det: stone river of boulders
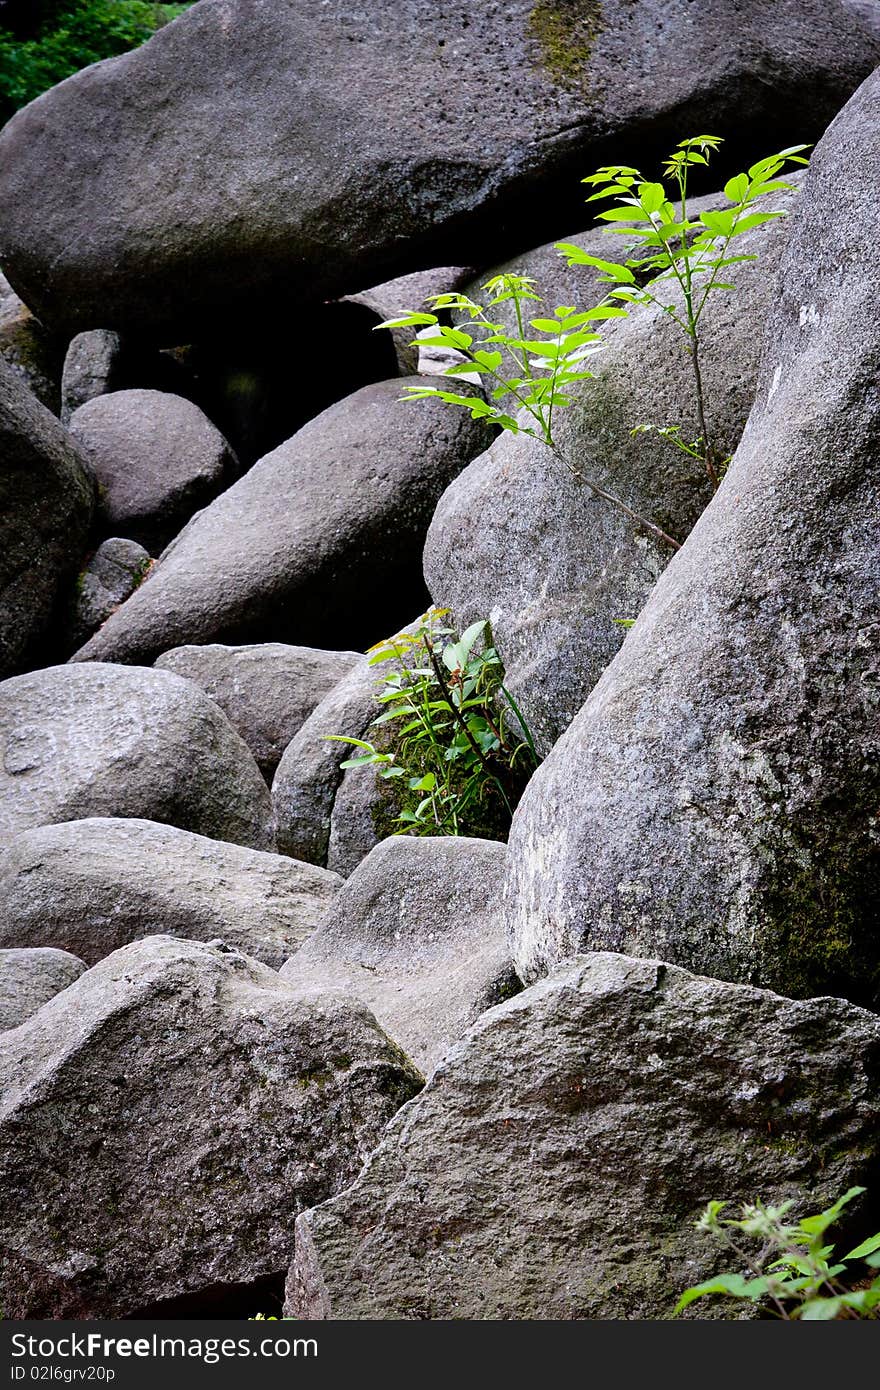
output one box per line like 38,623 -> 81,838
0,1 -> 878,1320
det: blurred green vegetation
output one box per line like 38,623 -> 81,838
0,2 -> 192,124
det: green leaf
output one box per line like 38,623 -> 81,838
408,773 -> 437,792
457,621 -> 487,663
728,210 -> 784,236
844,1231 -> 880,1261
699,208 -> 736,237
798,1297 -> 844,1321
799,1186 -> 865,1237
674,1274 -> 769,1315
595,206 -> 644,223
472,349 -> 503,373
374,312 -> 437,330
638,182 -> 668,214
723,173 -> 749,203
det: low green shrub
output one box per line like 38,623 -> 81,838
330,608 -> 539,839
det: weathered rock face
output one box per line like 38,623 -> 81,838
70,380 -> 490,663
272,654 -> 377,864
280,836 -> 517,1074
0,936 -> 423,1318
155,643 -> 360,783
60,329 -> 124,424
68,388 -> 237,552
0,663 -> 274,850
0,358 -> 94,677
0,818 -> 341,968
0,947 -> 85,1032
0,271 -> 62,412
425,184 -> 798,755
343,266 -> 475,376
505,72 -> 880,1004
0,2 -> 876,339
287,953 -> 880,1320
325,758 -> 391,878
64,537 -> 152,650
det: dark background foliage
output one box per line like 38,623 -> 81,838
0,1 -> 191,123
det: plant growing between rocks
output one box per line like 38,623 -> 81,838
379,136 -> 808,547
560,135 -> 810,488
330,608 -> 538,839
676,1187 -> 880,1320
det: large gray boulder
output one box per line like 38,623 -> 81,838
0,818 -> 341,968
0,663 -> 274,850
287,953 -> 880,1320
68,389 -> 237,552
424,183 -> 798,755
155,643 -> 361,783
64,537 -> 152,650
0,936 -> 422,1318
71,380 -> 492,663
272,654 -> 378,864
505,72 -> 880,1005
0,3 -> 875,338
0,947 -> 85,1032
0,358 -> 94,676
60,329 -> 124,424
0,271 -> 62,413
280,836 -> 518,1074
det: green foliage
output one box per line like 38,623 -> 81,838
0,1 -> 191,122
378,276 -> 681,552
559,135 -> 810,486
379,135 -> 809,550
676,1187 -> 880,1320
329,608 -> 539,838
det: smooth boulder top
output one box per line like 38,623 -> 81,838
155,643 -> 361,783
0,817 -> 342,968
504,68 -> 880,1004
280,836 -> 518,1074
0,662 -> 274,851
68,388 -> 237,552
0,1 -> 875,337
0,947 -> 86,1032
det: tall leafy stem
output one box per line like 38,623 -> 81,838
379,276 -> 683,551
676,1186 -> 880,1320
561,135 -> 810,487
379,136 -> 809,551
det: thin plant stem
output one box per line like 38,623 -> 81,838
548,445 -> 682,550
